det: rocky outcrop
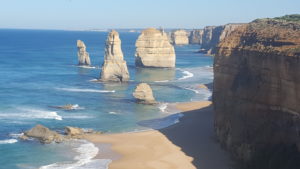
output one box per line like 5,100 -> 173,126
133,83 -> 156,104
22,125 -> 64,143
100,30 -> 130,82
189,29 -> 203,44
170,29 -> 189,45
77,40 -> 91,66
214,15 -> 300,168
200,24 -> 244,55
135,28 -> 176,68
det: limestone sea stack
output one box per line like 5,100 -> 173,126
135,28 -> 176,68
214,15 -> 300,167
170,29 -> 189,45
133,83 -> 156,104
189,29 -> 203,44
77,40 -> 91,66
100,30 -> 130,82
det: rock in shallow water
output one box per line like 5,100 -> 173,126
133,83 -> 157,104
23,124 -> 64,144
135,28 -> 176,68
77,40 -> 91,66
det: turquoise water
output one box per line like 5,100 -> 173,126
0,29 -> 213,169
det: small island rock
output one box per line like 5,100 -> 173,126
133,83 -> 156,104
77,40 -> 91,66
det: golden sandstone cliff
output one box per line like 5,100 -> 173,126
213,15 -> 300,168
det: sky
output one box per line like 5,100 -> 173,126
0,0 -> 299,30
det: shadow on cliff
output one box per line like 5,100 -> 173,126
158,106 -> 233,169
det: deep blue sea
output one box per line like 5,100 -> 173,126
0,29 -> 213,169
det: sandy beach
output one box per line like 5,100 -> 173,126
84,101 -> 232,169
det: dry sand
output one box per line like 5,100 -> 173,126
84,101 -> 232,169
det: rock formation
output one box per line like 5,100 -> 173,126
133,83 -> 156,104
22,124 -> 64,143
77,40 -> 91,66
135,28 -> 176,68
214,15 -> 300,168
200,24 -> 244,55
189,29 -> 203,44
65,126 -> 84,136
100,30 -> 130,82
170,29 -> 189,45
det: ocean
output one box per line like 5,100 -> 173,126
0,29 -> 213,169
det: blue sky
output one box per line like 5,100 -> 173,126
0,0 -> 299,30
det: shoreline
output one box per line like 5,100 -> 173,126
83,100 -> 232,169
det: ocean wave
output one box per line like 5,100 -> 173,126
76,65 -> 99,69
9,133 -> 24,139
56,88 -> 115,93
177,69 -> 194,80
62,114 -> 94,119
0,108 -> 62,121
108,111 -> 119,115
154,80 -> 170,83
0,139 -> 18,144
39,140 -> 111,169
138,113 -> 184,130
89,79 -> 99,82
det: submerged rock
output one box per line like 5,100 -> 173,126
133,83 -> 157,104
170,29 -> 189,45
77,40 -> 91,66
23,124 -> 64,144
100,30 -> 130,82
49,104 -> 78,110
135,28 -> 176,68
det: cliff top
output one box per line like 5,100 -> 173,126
218,14 -> 300,57
142,28 -> 162,35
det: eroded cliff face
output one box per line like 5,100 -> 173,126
170,29 -> 189,45
189,29 -> 203,44
200,24 -> 244,55
214,17 -> 300,168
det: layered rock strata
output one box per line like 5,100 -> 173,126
189,29 -> 203,44
100,30 -> 130,82
135,28 -> 176,68
213,15 -> 300,168
133,83 -> 156,104
77,40 -> 91,66
170,29 -> 189,45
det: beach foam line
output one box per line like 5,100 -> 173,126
56,88 -> 115,93
0,108 -> 62,121
39,140 -> 111,169
0,139 -> 18,144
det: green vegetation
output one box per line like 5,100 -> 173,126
274,14 -> 300,22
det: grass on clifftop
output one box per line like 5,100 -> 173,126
273,14 -> 300,22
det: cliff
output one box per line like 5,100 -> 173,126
200,24 -> 244,55
100,30 -> 130,82
135,28 -> 176,68
77,40 -> 91,66
213,15 -> 300,168
170,29 -> 189,45
189,29 -> 203,44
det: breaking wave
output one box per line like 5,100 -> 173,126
56,88 -> 115,93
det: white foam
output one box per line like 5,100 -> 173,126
0,139 -> 18,144
154,80 -> 170,83
0,108 -> 62,121
108,112 -> 119,115
9,133 -> 24,139
158,103 -> 168,113
178,70 -> 194,80
77,65 -> 98,69
56,88 -> 115,93
39,140 -> 111,169
89,79 -> 99,82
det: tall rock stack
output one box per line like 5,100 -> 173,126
135,28 -> 176,68
100,30 -> 130,82
170,29 -> 189,45
189,29 -> 203,44
77,40 -> 91,66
